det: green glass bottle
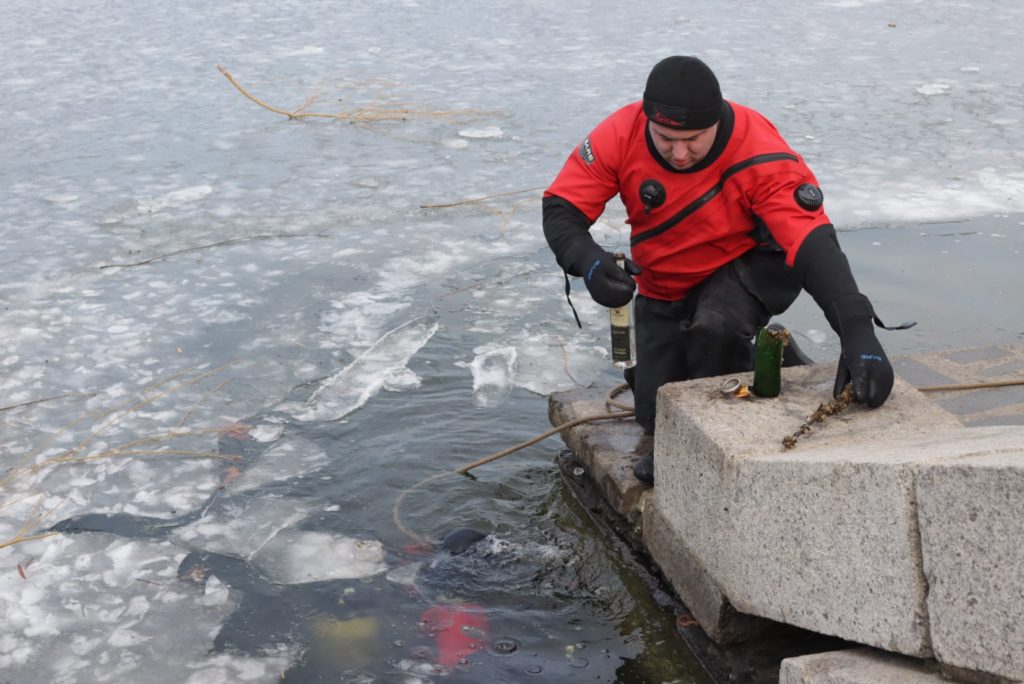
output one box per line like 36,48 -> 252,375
752,326 -> 784,397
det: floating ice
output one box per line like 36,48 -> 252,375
441,138 -> 470,149
202,575 -> 230,607
916,82 -> 951,96
317,292 -> 412,352
173,494 -> 310,560
806,329 -> 829,344
249,424 -> 283,443
514,334 -> 606,396
457,126 -> 503,139
291,316 -> 438,422
456,346 -> 517,407
278,46 -> 324,57
381,366 -> 422,391
227,437 -> 328,494
135,185 -> 213,214
385,561 -> 423,589
0,534 -> 278,683
251,530 -> 386,583
183,647 -> 299,684
44,193 -> 78,204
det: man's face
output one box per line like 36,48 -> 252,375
648,120 -> 719,170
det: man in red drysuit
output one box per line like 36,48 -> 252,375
543,56 -> 899,484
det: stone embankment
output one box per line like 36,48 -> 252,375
550,345 -> 1024,684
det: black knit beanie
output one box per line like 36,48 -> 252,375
642,56 -> 723,130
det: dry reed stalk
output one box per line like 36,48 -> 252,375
1,363 -> 241,552
217,65 -> 486,123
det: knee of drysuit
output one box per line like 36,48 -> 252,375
682,308 -> 753,376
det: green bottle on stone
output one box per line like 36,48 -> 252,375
752,326 -> 786,398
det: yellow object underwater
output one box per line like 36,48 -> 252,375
310,614 -> 380,668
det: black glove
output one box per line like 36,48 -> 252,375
794,225 -> 900,409
831,293 -> 893,407
574,242 -> 641,308
541,197 -> 640,308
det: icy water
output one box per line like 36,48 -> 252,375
2,1 -> 1023,682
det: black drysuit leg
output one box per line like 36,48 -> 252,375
630,250 -> 803,434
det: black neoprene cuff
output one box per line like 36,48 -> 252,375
542,196 -> 596,276
792,224 -> 861,334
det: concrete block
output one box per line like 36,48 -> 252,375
643,496 -> 776,644
780,647 -> 948,684
548,388 -> 648,527
651,363 -> 965,656
917,452 -> 1024,681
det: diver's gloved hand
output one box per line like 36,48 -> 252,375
573,242 -> 641,308
832,293 -> 893,407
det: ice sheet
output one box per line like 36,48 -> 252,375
172,494 -> 310,560
227,436 -> 328,494
251,530 -> 387,584
0,534 -> 295,683
455,346 -> 517,407
289,317 -> 439,422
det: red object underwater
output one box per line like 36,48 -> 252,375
419,603 -> 489,668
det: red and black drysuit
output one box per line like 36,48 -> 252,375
543,101 -> 894,433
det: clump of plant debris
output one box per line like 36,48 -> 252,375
782,385 -> 854,450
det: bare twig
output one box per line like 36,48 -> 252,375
0,362 -> 239,492
178,379 -> 231,428
99,234 -> 325,269
36,449 -> 242,469
553,336 -> 587,388
0,531 -> 59,552
1,364 -> 243,554
0,393 -> 94,414
420,187 -> 544,209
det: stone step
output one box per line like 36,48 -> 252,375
548,345 -> 1024,683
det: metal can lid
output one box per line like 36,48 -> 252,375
720,378 -> 742,395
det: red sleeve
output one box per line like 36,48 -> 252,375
749,165 -> 832,266
543,107 -> 630,223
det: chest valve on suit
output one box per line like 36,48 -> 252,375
639,179 -> 666,214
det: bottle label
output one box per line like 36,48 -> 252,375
609,306 -> 629,327
610,325 -> 632,362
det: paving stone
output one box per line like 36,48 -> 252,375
933,386 -> 1024,416
980,359 -> 1024,378
894,357 -> 957,388
943,347 -> 1013,364
917,451 -> 1024,682
780,647 -> 950,684
961,413 -> 1024,427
